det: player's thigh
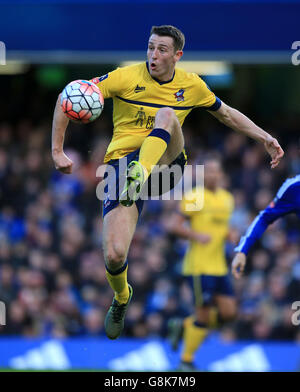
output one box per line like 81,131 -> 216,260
214,295 -> 237,320
102,203 -> 139,265
158,114 -> 184,166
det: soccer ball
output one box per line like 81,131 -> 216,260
61,79 -> 104,123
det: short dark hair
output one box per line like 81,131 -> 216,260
150,25 -> 185,52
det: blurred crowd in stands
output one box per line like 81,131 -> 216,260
0,92 -> 300,343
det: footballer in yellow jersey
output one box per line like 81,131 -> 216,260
52,25 -> 284,342
91,62 -> 219,163
168,155 -> 238,371
92,61 -> 220,217
180,181 -> 234,277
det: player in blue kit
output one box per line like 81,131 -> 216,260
232,174 -> 300,278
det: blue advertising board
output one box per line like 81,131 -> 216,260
0,335 -> 299,371
0,1 -> 299,62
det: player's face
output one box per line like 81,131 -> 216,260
147,34 -> 183,81
204,160 -> 223,190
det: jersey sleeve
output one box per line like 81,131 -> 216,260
90,67 -> 124,99
234,197 -> 296,255
193,74 -> 221,111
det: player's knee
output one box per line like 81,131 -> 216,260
195,306 -> 210,324
219,307 -> 237,322
155,107 -> 176,130
156,106 -> 175,118
104,245 -> 127,270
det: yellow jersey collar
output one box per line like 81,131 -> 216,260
145,62 -> 175,85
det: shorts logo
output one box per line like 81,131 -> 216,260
174,89 -> 185,102
104,195 -> 111,208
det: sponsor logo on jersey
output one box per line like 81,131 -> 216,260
174,89 -> 185,101
134,85 -> 146,93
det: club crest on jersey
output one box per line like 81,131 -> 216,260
174,89 -> 185,102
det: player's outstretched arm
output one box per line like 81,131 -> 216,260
208,102 -> 284,169
166,212 -> 211,244
52,93 -> 73,174
231,252 -> 246,279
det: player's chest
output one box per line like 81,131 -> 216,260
123,81 -> 194,107
198,196 -> 230,223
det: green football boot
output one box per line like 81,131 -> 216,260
104,284 -> 133,340
167,317 -> 184,351
177,361 -> 198,372
119,161 -> 146,207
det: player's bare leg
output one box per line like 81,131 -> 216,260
102,204 -> 138,339
176,297 -> 237,366
172,298 -> 235,371
194,296 -> 237,329
169,305 -> 210,371
120,107 -> 184,206
156,107 -> 184,166
214,295 -> 237,322
195,305 -> 211,324
168,303 -> 210,371
103,204 -> 138,271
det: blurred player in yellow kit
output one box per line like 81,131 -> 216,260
51,25 -> 284,341
168,155 -> 237,371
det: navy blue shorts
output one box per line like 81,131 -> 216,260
102,149 -> 187,218
186,274 -> 235,306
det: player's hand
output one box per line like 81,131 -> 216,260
231,252 -> 246,279
52,151 -> 73,174
264,136 -> 284,169
195,233 -> 211,244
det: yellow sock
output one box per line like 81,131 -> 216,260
181,316 -> 209,363
139,128 -> 170,180
105,263 -> 129,304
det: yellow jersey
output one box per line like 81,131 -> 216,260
91,62 -> 220,163
180,186 -> 234,276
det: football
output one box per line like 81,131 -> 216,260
61,79 -> 104,123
